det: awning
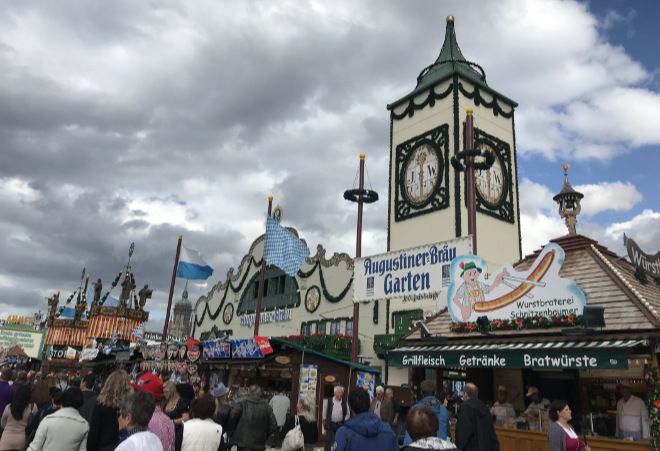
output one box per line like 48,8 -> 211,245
270,337 -> 381,377
388,339 -> 645,370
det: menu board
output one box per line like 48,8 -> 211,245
299,364 -> 318,397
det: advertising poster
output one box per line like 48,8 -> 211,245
447,243 -> 586,323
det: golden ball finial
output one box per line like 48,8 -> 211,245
466,108 -> 473,115
360,153 -> 365,160
447,15 -> 454,23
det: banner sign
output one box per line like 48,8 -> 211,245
203,340 -> 231,359
354,237 -> 472,304
79,348 -> 99,362
232,338 -> 263,358
143,331 -> 185,343
447,243 -> 586,323
389,351 -> 628,370
624,234 -> 660,278
0,327 -> 46,359
240,308 -> 292,328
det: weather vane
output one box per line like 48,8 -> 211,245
126,242 -> 135,270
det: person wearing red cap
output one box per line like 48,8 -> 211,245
131,373 -> 175,451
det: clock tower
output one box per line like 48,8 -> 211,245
387,15 -> 521,268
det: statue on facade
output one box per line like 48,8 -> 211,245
138,284 -> 153,310
119,275 -> 135,309
47,292 -> 60,319
74,301 -> 85,321
92,278 -> 103,306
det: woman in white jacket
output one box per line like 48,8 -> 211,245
27,388 -> 89,451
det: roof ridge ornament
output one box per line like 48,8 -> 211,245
552,164 -> 584,234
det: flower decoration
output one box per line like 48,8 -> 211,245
450,315 -> 583,333
644,366 -> 660,450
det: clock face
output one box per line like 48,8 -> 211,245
475,143 -> 505,207
404,144 -> 440,205
468,129 -> 514,223
394,125 -> 449,222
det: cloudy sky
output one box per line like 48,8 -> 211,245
1,0 -> 659,333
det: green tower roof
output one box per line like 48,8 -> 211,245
175,282 -> 191,306
388,15 -> 517,110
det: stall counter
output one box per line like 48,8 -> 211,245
449,424 -> 649,451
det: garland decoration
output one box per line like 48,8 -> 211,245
451,314 -> 582,333
644,366 -> 660,448
55,291 -> 77,318
101,270 -> 123,305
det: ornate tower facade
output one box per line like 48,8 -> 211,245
387,15 -> 521,269
170,285 -> 193,338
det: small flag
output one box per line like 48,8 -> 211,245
131,322 -> 146,339
176,245 -> 214,280
255,336 -> 273,355
111,329 -> 119,346
264,216 -> 310,277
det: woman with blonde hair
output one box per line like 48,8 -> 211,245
279,392 -> 318,451
162,381 -> 178,415
87,370 -> 132,451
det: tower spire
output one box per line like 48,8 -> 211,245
415,15 -> 487,91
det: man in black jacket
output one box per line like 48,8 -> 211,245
455,382 -> 500,451
228,384 -> 277,451
78,373 -> 97,423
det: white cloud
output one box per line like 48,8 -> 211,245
603,209 -> 660,248
575,181 -> 643,217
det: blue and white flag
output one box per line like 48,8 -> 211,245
177,245 -> 214,280
264,216 -> 310,277
111,329 -> 119,346
131,322 -> 146,339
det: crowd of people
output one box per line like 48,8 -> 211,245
0,368 -> 278,451
0,368 -> 645,451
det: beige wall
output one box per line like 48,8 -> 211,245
389,78 -> 521,269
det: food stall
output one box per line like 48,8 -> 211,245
389,233 -> 660,449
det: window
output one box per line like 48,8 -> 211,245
392,310 -> 424,335
317,321 -> 327,334
301,323 -> 312,336
238,268 -> 299,314
330,321 -> 341,335
346,320 -> 353,338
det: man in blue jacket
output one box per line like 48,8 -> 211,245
402,380 -> 451,446
333,387 -> 398,451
